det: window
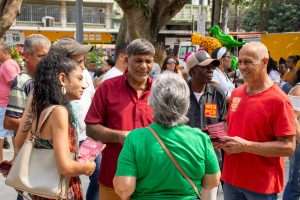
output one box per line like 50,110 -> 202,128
67,6 -> 106,24
17,4 -> 60,22
18,5 -> 32,21
12,33 -> 21,42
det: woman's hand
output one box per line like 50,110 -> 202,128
84,160 -> 96,176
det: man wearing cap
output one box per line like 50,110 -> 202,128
220,42 -> 295,200
185,50 -> 227,200
85,39 -> 154,200
186,50 -> 227,131
211,47 -> 235,98
15,38 -> 99,200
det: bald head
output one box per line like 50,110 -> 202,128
240,42 -> 269,61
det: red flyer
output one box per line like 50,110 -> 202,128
207,122 -> 227,138
78,138 -> 106,162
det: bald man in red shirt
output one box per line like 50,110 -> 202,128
219,42 -> 296,200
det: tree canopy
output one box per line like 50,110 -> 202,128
242,0 -> 300,32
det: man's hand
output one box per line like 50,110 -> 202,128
221,136 -> 251,154
118,131 -> 130,144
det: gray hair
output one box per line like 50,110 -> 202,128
0,41 -> 11,54
149,71 -> 190,127
23,34 -> 51,54
126,38 -> 155,56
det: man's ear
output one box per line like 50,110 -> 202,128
262,57 -> 269,65
22,52 -> 29,62
124,56 -> 129,64
58,72 -> 66,87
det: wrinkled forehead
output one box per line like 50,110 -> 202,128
33,45 -> 50,54
239,46 -> 260,61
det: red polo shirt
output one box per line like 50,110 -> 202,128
85,74 -> 153,187
222,84 -> 295,194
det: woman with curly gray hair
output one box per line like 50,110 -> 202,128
113,72 -> 220,200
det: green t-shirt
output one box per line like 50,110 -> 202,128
116,123 -> 220,200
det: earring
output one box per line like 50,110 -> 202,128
61,86 -> 66,95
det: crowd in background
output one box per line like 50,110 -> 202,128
0,34 -> 300,200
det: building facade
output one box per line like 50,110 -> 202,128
5,0 -> 210,46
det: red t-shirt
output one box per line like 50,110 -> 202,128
222,84 -> 295,194
85,75 -> 153,187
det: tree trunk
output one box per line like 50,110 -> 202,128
221,0 -> 231,32
0,0 -> 23,39
258,0 -> 264,31
258,0 -> 270,31
115,0 -> 189,62
233,0 -> 240,31
212,0 -> 222,26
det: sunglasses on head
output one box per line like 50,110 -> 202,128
167,59 -> 177,64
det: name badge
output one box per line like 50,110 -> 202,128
204,103 -> 217,118
231,97 -> 241,112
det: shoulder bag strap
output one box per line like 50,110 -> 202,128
147,127 -> 201,199
33,105 -> 58,137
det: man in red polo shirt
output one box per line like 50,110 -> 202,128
85,39 -> 155,200
219,42 -> 296,200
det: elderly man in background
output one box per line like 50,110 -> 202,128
220,42 -> 296,200
4,34 -> 50,150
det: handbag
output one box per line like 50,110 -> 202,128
147,127 -> 201,199
6,105 -> 70,199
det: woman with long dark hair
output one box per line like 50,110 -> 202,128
29,49 -> 95,200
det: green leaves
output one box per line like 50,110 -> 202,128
86,48 -> 105,68
242,0 -> 300,32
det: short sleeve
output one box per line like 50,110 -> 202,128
273,100 -> 295,137
204,136 -> 220,174
85,85 -> 106,124
115,131 -> 137,177
212,70 -> 221,84
6,77 -> 30,118
1,60 -> 19,84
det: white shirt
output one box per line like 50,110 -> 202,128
212,68 -> 235,97
70,69 -> 95,142
269,70 -> 281,84
193,91 -> 204,102
150,63 -> 161,79
101,66 -> 123,82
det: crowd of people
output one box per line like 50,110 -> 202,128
0,34 -> 300,200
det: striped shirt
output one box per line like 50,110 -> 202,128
5,72 -> 32,118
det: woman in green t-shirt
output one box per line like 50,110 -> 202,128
114,72 -> 220,200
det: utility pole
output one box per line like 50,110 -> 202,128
75,0 -> 83,43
